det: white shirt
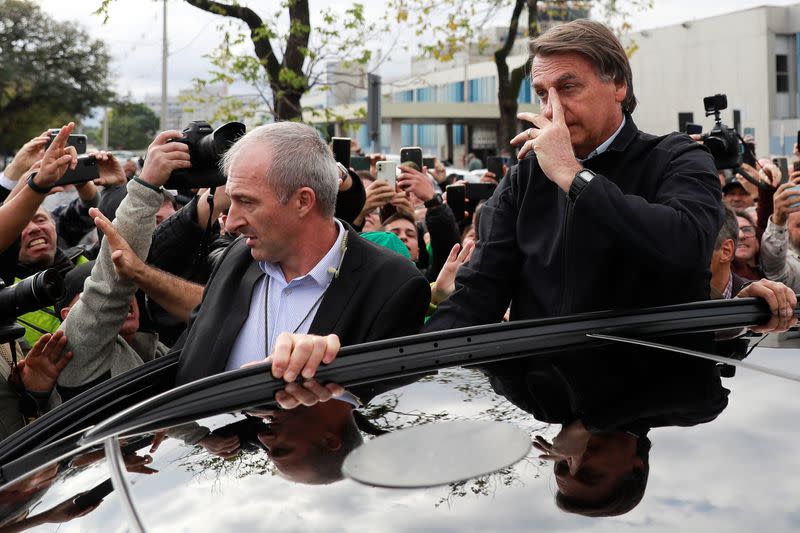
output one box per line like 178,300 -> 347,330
225,220 -> 346,371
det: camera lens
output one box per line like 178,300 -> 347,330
0,269 -> 65,323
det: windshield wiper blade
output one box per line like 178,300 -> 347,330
587,333 -> 800,383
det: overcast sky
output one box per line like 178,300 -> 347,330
37,0 -> 800,101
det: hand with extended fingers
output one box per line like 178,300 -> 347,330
511,88 -> 583,193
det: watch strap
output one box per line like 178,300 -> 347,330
568,169 -> 595,202
424,193 -> 443,208
26,172 -> 52,194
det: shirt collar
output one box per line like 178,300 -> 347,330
260,219 -> 346,287
580,116 -> 627,162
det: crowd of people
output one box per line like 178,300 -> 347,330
0,18 -> 798,519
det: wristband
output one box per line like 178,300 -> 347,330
26,172 -> 52,194
133,176 -> 163,193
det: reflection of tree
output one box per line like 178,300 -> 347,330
176,425 -> 276,493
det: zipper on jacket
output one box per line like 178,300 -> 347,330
558,196 -> 574,315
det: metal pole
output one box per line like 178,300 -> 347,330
160,0 -> 168,131
102,107 -> 110,149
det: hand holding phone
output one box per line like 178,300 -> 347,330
400,146 -> 423,171
377,161 -> 397,188
332,137 -> 351,169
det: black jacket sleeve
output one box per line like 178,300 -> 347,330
423,204 -> 460,282
335,169 -> 367,227
52,196 -> 97,249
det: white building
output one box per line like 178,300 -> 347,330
625,3 -> 800,156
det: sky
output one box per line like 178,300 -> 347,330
35,0 -> 800,102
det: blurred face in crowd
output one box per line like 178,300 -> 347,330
155,198 -> 176,226
123,159 -> 137,179
385,218 -> 419,261
788,211 -> 800,249
531,52 -> 627,159
225,143 -> 299,264
736,215 -> 759,263
723,185 -> 753,210
18,207 -> 58,267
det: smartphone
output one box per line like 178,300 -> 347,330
796,129 -> 800,150
376,160 -> 397,188
400,146 -> 423,171
445,184 -> 466,222
422,156 -> 436,170
742,142 -> 756,167
774,157 -> 790,185
54,155 -> 99,186
793,160 -> 800,173
466,182 -> 497,203
46,130 -> 87,155
487,156 -> 504,178
331,137 -> 351,169
351,155 -> 370,171
72,479 -> 114,510
685,123 -> 703,135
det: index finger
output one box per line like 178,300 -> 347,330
90,208 -> 123,246
45,123 -> 75,154
151,130 -> 184,147
549,88 -> 565,124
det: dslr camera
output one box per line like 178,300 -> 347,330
0,269 -> 64,343
698,94 -> 744,171
164,120 -> 246,190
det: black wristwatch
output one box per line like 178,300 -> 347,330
26,172 -> 52,194
424,193 -> 444,209
568,169 -> 596,202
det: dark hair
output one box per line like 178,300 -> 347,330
555,436 -> 651,517
529,19 -> 636,113
715,205 -> 739,250
382,212 -> 417,233
304,417 -> 364,485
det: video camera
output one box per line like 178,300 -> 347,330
0,269 -> 65,345
693,93 -> 768,190
164,120 -> 246,190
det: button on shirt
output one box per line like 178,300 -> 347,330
225,220 -> 346,371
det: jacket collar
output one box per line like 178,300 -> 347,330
606,112 -> 638,154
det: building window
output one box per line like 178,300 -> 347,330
517,79 -> 532,104
416,87 -> 436,103
441,81 -> 465,103
777,54 -> 789,93
394,90 -> 414,103
468,77 -> 496,103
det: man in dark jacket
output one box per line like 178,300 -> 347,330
426,19 -> 725,330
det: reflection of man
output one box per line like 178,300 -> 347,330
249,396 -> 362,485
174,122 -> 429,384
427,19 -> 724,330
485,340 -> 729,516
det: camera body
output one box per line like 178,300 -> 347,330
164,120 -> 245,190
699,94 -> 743,170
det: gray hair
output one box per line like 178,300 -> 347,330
715,205 -> 739,250
529,19 -> 637,113
220,122 -> 339,218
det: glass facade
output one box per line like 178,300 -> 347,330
517,79 -> 532,104
468,76 -> 496,103
395,90 -> 414,103
440,81 -> 465,103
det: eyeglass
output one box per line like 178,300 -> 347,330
739,225 -> 756,236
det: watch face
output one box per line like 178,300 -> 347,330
578,170 -> 595,182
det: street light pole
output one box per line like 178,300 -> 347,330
160,0 -> 168,131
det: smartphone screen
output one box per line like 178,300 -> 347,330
422,156 -> 436,170
487,156 -> 504,178
445,184 -> 466,222
332,137 -> 351,169
742,142 -> 756,167
400,147 -> 423,171
774,157 -> 790,185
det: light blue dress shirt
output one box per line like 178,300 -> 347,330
225,219 -> 346,371
579,116 -> 626,162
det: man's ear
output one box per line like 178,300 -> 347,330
720,238 -> 736,263
60,306 -> 70,320
322,432 -> 343,452
295,187 -> 317,218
